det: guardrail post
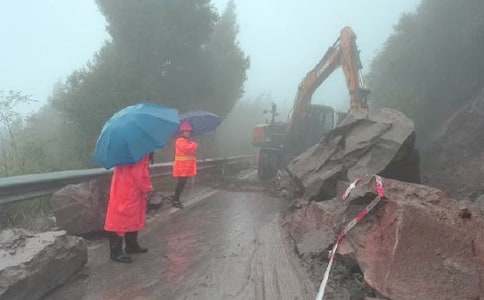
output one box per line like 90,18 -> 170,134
221,158 -> 226,178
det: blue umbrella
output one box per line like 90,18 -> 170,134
180,111 -> 222,136
95,103 -> 179,169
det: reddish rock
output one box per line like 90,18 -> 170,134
50,179 -> 109,235
344,179 -> 484,300
284,199 -> 339,257
285,178 -> 484,300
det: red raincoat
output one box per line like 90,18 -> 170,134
104,155 -> 153,233
173,137 -> 198,177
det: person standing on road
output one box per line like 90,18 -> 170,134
172,121 -> 198,209
104,154 -> 153,263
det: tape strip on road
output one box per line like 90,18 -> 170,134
316,176 -> 385,300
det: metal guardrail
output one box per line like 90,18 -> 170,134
0,155 -> 253,205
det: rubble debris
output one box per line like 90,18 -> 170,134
0,228 -> 87,300
284,178 -> 484,300
287,108 -> 420,203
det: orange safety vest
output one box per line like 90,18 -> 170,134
173,137 -> 198,177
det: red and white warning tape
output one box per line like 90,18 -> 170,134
341,178 -> 361,201
315,176 -> 385,300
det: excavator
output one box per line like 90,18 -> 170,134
252,27 -> 370,179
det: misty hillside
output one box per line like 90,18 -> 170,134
368,0 -> 484,147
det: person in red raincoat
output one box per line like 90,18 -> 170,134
171,121 -> 198,209
104,154 -> 153,263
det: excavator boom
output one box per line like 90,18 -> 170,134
340,27 -> 370,112
252,27 -> 369,179
288,27 -> 369,150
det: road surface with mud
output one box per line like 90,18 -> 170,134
46,185 -> 315,300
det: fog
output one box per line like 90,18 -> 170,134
1,0 -> 419,114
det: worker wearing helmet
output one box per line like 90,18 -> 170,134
172,121 -> 198,208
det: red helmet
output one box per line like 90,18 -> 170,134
180,121 -> 193,132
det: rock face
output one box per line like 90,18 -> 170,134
284,178 -> 484,300
288,108 -> 420,202
50,179 -> 109,235
0,228 -> 87,300
283,108 -> 484,299
424,88 -> 484,199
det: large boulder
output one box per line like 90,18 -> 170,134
50,179 -> 109,235
0,229 -> 87,300
287,108 -> 420,202
284,178 -> 484,300
423,88 -> 484,199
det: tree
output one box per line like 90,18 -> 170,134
368,0 -> 484,146
0,90 -> 35,175
52,0 -> 249,165
204,0 -> 250,115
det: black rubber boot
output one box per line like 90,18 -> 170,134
109,233 -> 133,263
125,231 -> 148,254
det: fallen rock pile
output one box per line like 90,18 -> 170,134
287,108 -> 420,202
0,228 -> 87,300
282,108 -> 484,299
284,178 -> 484,299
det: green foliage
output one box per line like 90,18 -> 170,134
0,197 -> 52,230
368,0 -> 484,144
205,0 -> 250,115
0,90 -> 35,176
0,90 -> 34,127
47,0 -> 249,166
0,1 -> 249,176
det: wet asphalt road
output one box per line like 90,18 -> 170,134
46,188 -> 315,300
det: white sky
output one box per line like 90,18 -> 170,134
1,0 -> 420,114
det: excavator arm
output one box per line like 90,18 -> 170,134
288,27 -> 369,146
252,27 -> 369,179
340,27 -> 370,112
